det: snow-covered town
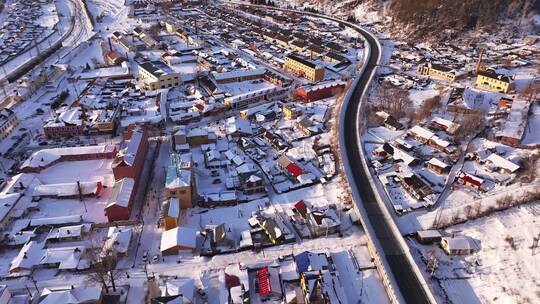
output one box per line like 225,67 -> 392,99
0,0 -> 538,303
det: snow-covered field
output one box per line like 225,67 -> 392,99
411,202 -> 540,304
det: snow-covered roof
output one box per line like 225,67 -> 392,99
239,102 -> 274,117
21,145 -> 116,170
427,158 -> 449,169
409,125 -> 435,140
165,198 -> 181,218
300,80 -> 346,93
160,227 -> 198,251
416,230 -> 442,239
39,286 -> 102,304
10,241 -> 86,272
103,226 -> 132,255
121,128 -> 145,166
386,144 -> 417,166
224,86 -> 280,105
9,241 -> 43,272
44,108 -> 83,128
226,116 -> 253,135
107,178 -> 135,208
485,153 -> 520,173
166,166 -> 191,189
187,127 -> 208,137
430,135 -> 451,148
46,224 -> 86,241
2,173 -> 38,194
204,191 -> 237,203
431,117 -> 460,134
495,99 -> 530,141
247,175 -> 262,183
29,215 -> 83,227
0,193 -> 21,222
442,236 -> 478,251
211,68 -> 266,82
33,181 -> 102,198
40,246 -> 86,270
165,278 -> 195,301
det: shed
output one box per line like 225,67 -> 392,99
416,230 -> 442,244
441,236 -> 479,255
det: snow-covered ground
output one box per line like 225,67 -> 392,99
411,202 -> 540,304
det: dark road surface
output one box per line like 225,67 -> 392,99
342,26 -> 432,304
224,2 -> 435,303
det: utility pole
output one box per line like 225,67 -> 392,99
31,276 -> 39,294
25,285 -> 32,298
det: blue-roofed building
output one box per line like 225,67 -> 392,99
295,251 -> 311,273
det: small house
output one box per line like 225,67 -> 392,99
160,227 -> 198,255
441,236 -> 479,255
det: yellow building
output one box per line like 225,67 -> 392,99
165,154 -> 194,209
475,70 -> 512,93
417,63 -> 456,82
284,54 -> 324,82
90,107 -> 120,134
138,61 -> 181,90
283,104 -> 302,119
162,198 -> 180,230
164,21 -> 178,33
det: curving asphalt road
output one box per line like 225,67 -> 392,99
341,27 -> 433,304
222,2 -> 435,303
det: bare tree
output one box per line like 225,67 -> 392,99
375,83 -> 411,119
86,247 -> 122,293
455,110 -> 485,142
413,95 -> 440,123
519,154 -> 539,183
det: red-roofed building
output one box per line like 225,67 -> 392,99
456,171 -> 484,191
285,163 -> 304,177
258,267 -> 271,297
295,80 -> 346,103
294,200 -> 308,219
105,50 -> 127,66
257,266 -> 282,300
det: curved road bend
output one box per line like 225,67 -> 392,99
220,2 -> 435,303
